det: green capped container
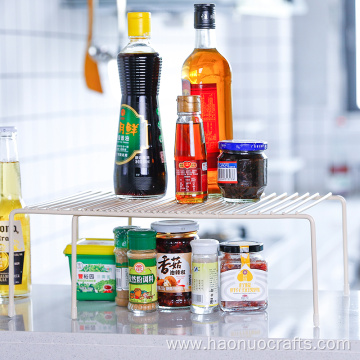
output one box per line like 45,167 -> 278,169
63,238 -> 116,301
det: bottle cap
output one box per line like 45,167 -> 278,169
218,140 -> 268,152
219,240 -> 264,253
177,95 -> 201,113
191,239 -> 219,255
113,226 -> 140,248
0,127 -> 17,136
128,229 -> 156,250
128,12 -> 151,37
194,4 -> 216,29
151,219 -> 199,233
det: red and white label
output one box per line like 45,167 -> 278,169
134,262 -> 145,273
175,160 -> 207,194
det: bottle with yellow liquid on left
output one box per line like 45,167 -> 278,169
0,127 -> 31,299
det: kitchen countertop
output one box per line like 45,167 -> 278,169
0,285 -> 360,359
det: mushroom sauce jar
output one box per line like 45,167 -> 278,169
217,140 -> 267,202
220,241 -> 268,312
151,220 -> 199,309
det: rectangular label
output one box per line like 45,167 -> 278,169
218,161 -> 237,183
175,160 -> 207,196
192,262 -> 218,307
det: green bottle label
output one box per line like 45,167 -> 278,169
129,258 -> 157,303
115,105 -> 149,165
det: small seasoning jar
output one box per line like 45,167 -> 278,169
217,140 -> 268,202
113,226 -> 139,307
190,239 -> 219,314
151,220 -> 199,309
127,229 -> 158,314
219,241 -> 268,312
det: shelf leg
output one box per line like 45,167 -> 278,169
71,215 -> 79,320
339,196 -> 350,296
8,210 -> 16,318
128,217 -> 132,226
307,215 -> 320,328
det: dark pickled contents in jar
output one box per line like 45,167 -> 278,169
220,252 -> 268,310
218,151 -> 267,201
114,52 -> 167,197
156,235 -> 193,308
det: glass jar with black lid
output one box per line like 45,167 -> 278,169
217,140 -> 267,202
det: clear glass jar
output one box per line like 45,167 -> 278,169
217,140 -> 267,203
219,241 -> 268,312
190,239 -> 219,314
151,220 -> 199,309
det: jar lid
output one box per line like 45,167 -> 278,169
151,220 -> 199,233
191,239 -> 219,254
128,229 -> 156,250
219,240 -> 263,253
0,126 -> 17,135
113,226 -> 140,248
218,140 -> 267,152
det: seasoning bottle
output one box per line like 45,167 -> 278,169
0,127 -> 31,298
151,220 -> 199,309
175,96 -> 207,203
113,12 -> 167,199
190,239 -> 219,314
113,225 -> 139,307
127,229 -> 158,313
182,4 -> 233,197
219,241 -> 268,312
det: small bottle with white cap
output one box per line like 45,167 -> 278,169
190,239 -> 219,314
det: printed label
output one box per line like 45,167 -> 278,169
175,160 -> 207,195
116,262 -> 129,291
0,220 -> 25,285
129,258 -> 157,303
115,105 -> 149,165
77,263 -> 116,294
190,83 -> 219,170
192,262 -> 218,307
156,253 -> 191,293
220,266 -> 268,302
218,161 -> 237,183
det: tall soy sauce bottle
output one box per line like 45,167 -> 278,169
114,12 -> 167,198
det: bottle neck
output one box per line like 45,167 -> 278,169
0,134 -> 19,163
121,36 -> 156,53
195,29 -> 216,49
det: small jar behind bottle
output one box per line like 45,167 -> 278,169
190,239 -> 219,314
219,240 -> 268,312
113,225 -> 139,307
127,229 -> 158,314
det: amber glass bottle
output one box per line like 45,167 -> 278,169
182,4 -> 233,196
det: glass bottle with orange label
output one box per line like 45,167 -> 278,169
175,95 -> 207,203
181,3 -> 233,197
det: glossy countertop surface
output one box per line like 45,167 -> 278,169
0,285 -> 359,340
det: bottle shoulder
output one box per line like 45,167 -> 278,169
182,48 -> 231,69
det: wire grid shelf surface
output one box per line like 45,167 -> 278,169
7,190 -> 349,329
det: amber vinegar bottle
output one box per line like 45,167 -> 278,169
175,96 -> 207,203
182,4 -> 233,197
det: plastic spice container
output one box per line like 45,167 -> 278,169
127,229 -> 158,314
113,226 -> 139,307
190,239 -> 219,314
63,238 -> 116,301
219,241 -> 268,312
217,140 -> 268,202
151,220 -> 199,309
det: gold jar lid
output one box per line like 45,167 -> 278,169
177,95 -> 201,113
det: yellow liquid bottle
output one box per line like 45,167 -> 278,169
182,4 -> 233,196
0,127 -> 31,299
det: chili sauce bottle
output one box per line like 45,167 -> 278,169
114,12 -> 167,198
175,96 -> 207,203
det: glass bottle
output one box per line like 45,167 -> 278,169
190,239 -> 219,314
0,127 -> 31,299
175,96 -> 207,203
114,12 -> 167,199
182,3 -> 233,197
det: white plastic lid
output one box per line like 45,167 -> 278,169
190,239 -> 219,254
0,127 -> 17,135
151,219 -> 199,233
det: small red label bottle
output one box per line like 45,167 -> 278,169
175,95 -> 208,203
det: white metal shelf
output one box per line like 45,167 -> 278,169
7,190 -> 349,328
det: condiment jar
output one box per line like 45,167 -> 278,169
217,140 -> 268,202
190,239 -> 219,314
151,220 -> 199,309
219,241 -> 268,312
127,229 -> 158,314
113,226 -> 139,307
